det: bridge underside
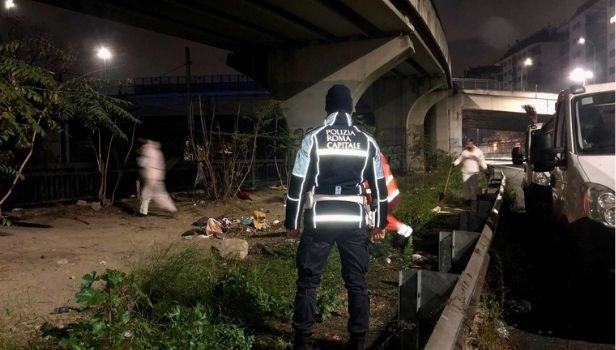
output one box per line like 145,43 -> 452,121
462,110 -> 553,132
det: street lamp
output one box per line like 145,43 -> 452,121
569,67 -> 594,85
4,0 -> 15,37
577,36 -> 596,82
521,57 -> 532,91
96,46 -> 112,78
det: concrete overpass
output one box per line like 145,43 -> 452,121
37,0 -> 452,134
420,87 -> 558,164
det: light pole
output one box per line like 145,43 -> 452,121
577,36 -> 596,83
4,0 -> 15,37
521,57 -> 533,91
96,46 -> 112,79
569,67 -> 594,86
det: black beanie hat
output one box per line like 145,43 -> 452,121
325,84 -> 353,114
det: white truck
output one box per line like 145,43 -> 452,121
530,82 -> 614,277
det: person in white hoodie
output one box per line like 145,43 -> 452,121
452,139 -> 488,204
137,139 -> 177,216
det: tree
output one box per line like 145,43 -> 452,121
0,39 -> 139,215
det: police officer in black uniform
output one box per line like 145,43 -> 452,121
285,85 -> 388,350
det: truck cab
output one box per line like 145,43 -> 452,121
531,82 -> 614,275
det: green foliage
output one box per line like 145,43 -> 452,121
43,268 -> 254,350
0,38 -> 138,206
36,244 -> 351,349
216,266 -> 288,325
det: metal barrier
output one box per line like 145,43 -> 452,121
398,170 -> 506,349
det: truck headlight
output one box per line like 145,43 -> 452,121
583,183 -> 615,228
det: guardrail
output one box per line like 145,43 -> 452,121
398,170 -> 506,349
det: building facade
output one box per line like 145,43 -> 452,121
497,27 -> 563,92
565,0 -> 613,84
491,0 -> 614,92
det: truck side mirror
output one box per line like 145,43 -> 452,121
530,131 -> 557,172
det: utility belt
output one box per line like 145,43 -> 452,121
304,191 -> 375,228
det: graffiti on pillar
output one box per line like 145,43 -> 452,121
449,137 -> 462,154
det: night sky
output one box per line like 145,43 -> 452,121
7,0 -> 589,77
433,0 -> 588,73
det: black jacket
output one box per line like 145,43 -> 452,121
284,111 -> 388,230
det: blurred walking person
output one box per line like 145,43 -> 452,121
137,139 -> 177,216
453,139 -> 487,205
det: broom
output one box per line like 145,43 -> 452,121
437,163 -> 454,204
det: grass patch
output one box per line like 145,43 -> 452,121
465,293 -> 512,350
19,243 -> 348,349
395,152 -> 465,232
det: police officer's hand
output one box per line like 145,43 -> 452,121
286,228 -> 300,238
369,228 -> 386,243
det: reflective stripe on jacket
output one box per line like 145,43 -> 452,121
284,112 -> 388,230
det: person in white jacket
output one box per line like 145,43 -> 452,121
452,139 -> 488,203
137,139 -> 177,216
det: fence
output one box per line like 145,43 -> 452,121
1,159 -> 287,207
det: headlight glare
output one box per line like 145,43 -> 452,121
583,183 -> 615,228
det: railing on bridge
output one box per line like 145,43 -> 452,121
105,74 -> 268,96
452,77 -> 504,90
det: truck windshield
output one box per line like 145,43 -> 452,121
572,91 -> 615,155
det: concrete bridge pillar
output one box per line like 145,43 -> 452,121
266,36 -> 414,129
405,89 -> 450,170
358,77 -> 418,172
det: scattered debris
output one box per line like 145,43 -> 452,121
192,216 -> 209,227
76,200 -> 88,207
431,206 -> 442,213
9,208 -> 24,220
253,209 -> 268,230
220,217 -> 232,226
272,219 -> 280,225
205,218 -> 223,236
99,260 -> 107,266
496,320 -> 510,339
51,306 -> 72,315
69,275 -> 75,280
237,191 -> 252,201
241,217 -> 253,226
72,217 -> 90,225
91,202 -> 102,211
56,259 -> 69,265
411,254 -> 424,262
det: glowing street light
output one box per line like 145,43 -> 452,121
577,37 -> 586,45
96,46 -> 112,79
96,46 -> 112,61
569,67 -> 594,85
520,57 -> 533,91
4,0 -> 15,10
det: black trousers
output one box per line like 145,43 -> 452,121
292,224 -> 370,334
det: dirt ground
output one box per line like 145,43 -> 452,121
0,189 -> 290,334
0,188 -> 405,348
